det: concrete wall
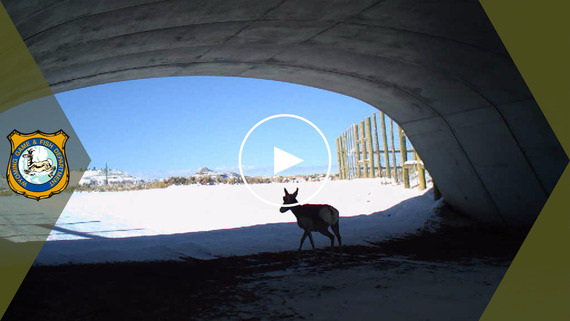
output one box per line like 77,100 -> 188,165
2,0 -> 567,227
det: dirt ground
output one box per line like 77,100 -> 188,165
3,206 -> 526,321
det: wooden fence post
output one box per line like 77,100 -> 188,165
342,132 -> 349,179
398,125 -> 410,188
359,121 -> 368,178
415,151 -> 426,190
390,119 -> 398,183
372,114 -> 381,177
380,112 -> 390,179
353,124 -> 361,178
365,117 -> 374,178
339,134 -> 344,179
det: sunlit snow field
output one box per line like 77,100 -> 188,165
36,179 -> 439,265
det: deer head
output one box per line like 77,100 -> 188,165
22,149 -> 34,159
279,188 -> 298,213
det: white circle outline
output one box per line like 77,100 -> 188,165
238,114 -> 331,207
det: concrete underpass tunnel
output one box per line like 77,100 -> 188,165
2,0 -> 567,228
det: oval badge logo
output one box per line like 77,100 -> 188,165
6,130 -> 69,200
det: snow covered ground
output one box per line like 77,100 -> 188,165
35,179 -> 440,265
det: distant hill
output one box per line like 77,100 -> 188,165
197,167 -> 215,175
194,167 -> 240,179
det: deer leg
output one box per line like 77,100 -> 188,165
307,232 -> 318,259
298,231 -> 308,252
297,231 -> 309,260
331,222 -> 343,261
319,229 -> 335,258
307,232 -> 315,250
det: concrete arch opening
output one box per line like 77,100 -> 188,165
3,0 -> 567,227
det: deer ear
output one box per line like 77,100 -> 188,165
284,188 -> 289,195
293,188 -> 298,197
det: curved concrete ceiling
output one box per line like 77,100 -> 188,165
3,0 -> 567,227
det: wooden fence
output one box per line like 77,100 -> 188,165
336,112 -> 429,190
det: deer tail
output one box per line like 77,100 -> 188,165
328,205 -> 339,225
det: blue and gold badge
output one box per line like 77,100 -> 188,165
6,130 -> 69,200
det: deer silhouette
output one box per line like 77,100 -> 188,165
280,188 -> 342,259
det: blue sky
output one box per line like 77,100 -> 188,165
56,76 -> 406,178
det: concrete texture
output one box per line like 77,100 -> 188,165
2,0 -> 567,227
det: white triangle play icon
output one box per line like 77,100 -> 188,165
274,147 -> 303,175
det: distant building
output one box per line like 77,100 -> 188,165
78,169 -> 143,186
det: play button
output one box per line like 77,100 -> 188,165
274,147 -> 303,175
238,114 -> 331,207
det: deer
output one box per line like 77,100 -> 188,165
280,188 -> 342,260
22,148 -> 56,177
